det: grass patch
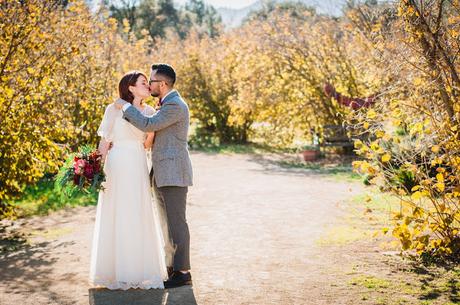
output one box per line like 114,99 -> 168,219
341,263 -> 460,304
8,177 -> 97,218
350,190 -> 400,213
339,189 -> 460,304
318,186 -> 460,304
415,267 -> 460,303
316,187 -> 403,247
349,188 -> 401,228
349,275 -> 391,289
30,227 -> 74,240
276,160 -> 362,182
190,142 -> 295,154
316,224 -> 372,246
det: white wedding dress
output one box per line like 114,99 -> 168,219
89,103 -> 168,290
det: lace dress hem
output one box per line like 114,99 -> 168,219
89,277 -> 165,290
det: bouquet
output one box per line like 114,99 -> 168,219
55,145 -> 106,196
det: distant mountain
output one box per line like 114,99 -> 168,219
217,0 -> 347,28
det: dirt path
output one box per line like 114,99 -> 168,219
1,152 -> 379,305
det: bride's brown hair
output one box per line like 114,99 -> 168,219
118,71 -> 147,104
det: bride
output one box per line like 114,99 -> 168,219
89,71 -> 168,290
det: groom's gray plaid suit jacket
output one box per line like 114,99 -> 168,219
121,91 -> 193,188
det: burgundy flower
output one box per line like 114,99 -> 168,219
58,147 -> 106,195
84,163 -> 95,179
94,160 -> 101,172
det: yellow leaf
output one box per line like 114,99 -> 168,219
375,130 -> 385,138
435,183 -> 445,192
352,161 -> 362,170
436,173 -> 444,183
367,109 -> 377,119
370,141 -> 380,151
431,145 -> 440,153
410,122 -> 423,136
354,139 -> 363,149
381,153 -> 391,163
411,191 -> 424,200
413,77 -> 423,86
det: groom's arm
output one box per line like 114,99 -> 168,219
120,100 -> 183,133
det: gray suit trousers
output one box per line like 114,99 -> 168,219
153,179 -> 191,271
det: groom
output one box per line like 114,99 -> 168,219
115,63 -> 193,289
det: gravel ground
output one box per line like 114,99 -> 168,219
0,152 -> 375,305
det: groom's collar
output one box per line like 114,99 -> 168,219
159,89 -> 178,106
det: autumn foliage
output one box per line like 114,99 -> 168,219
0,0 -> 152,215
1,0 -> 460,260
350,0 -> 460,260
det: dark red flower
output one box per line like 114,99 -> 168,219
94,160 -> 101,172
83,163 -> 95,179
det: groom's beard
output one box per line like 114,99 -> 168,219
150,92 -> 160,97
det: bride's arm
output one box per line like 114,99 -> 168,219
97,138 -> 111,162
144,132 -> 155,149
97,103 -> 117,162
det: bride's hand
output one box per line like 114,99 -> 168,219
114,98 -> 127,109
144,132 -> 155,149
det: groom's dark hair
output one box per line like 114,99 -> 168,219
151,63 -> 176,87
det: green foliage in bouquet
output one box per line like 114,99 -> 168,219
55,145 -> 105,197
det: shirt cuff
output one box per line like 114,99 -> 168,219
122,103 -> 131,112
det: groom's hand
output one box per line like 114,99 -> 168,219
114,98 -> 128,110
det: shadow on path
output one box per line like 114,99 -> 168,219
0,238 -> 73,303
89,286 -> 198,305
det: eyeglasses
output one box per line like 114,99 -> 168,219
149,79 -> 170,86
149,79 -> 163,85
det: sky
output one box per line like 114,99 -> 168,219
174,0 -> 259,9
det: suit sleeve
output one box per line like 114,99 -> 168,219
122,102 -> 183,132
